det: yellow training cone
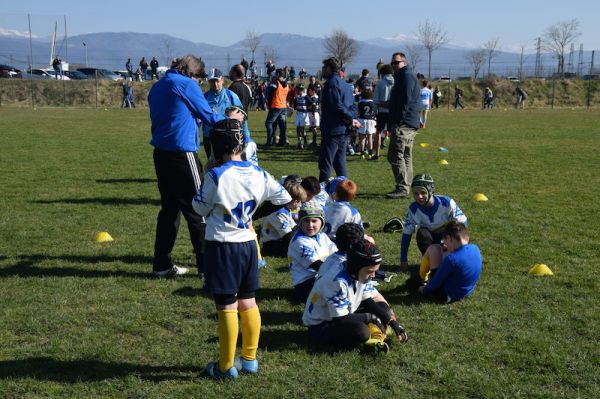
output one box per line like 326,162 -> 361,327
95,231 -> 114,243
439,159 -> 449,165
419,143 -> 430,148
528,263 -> 554,276
473,193 -> 488,201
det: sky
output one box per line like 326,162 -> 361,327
2,0 -> 599,52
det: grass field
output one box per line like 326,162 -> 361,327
0,107 -> 599,398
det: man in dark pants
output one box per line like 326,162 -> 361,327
318,57 -> 360,182
386,52 -> 420,199
264,69 -> 289,146
148,55 -> 244,277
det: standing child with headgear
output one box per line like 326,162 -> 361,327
303,239 -> 408,354
400,174 -> 467,279
288,201 -> 338,303
192,119 -> 292,379
293,83 -> 310,149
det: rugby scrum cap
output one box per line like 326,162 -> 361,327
411,173 -> 435,202
335,222 -> 364,252
346,239 -> 382,280
211,119 -> 245,158
298,200 -> 325,231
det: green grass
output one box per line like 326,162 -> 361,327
0,107 -> 599,398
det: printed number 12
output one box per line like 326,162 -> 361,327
225,200 -> 257,229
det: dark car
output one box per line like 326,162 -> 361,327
0,64 -> 23,78
76,67 -> 123,81
64,70 -> 89,80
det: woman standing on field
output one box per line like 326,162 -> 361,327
147,55 -> 243,278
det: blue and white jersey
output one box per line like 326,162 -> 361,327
288,231 -> 337,286
311,183 -> 330,209
358,99 -> 376,120
316,251 -> 346,277
302,263 -> 378,326
294,95 -> 310,112
323,201 -> 363,240
403,195 -> 467,235
420,87 -> 433,108
308,94 -> 320,113
260,207 -> 295,244
192,160 -> 291,243
243,137 -> 258,166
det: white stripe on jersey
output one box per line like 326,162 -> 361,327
323,201 -> 363,240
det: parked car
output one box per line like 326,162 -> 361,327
0,64 -> 22,78
76,67 -> 123,81
24,68 -> 55,80
64,70 -> 89,80
437,76 -> 452,82
507,76 -> 520,82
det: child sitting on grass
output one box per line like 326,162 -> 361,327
418,222 -> 482,302
324,179 -> 370,242
288,201 -> 337,303
260,176 -> 307,257
400,174 -> 467,272
303,239 -> 408,354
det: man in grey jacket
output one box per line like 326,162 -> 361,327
386,52 -> 421,199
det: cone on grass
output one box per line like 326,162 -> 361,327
528,263 -> 553,276
419,143 -> 430,148
473,193 -> 488,201
95,231 -> 114,243
439,159 -> 449,165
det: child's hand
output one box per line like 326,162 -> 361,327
389,320 -> 409,343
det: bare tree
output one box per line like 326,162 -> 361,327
405,43 -> 423,74
415,19 -> 449,79
323,29 -> 360,67
243,30 -> 262,63
262,45 -> 278,65
464,48 -> 485,79
160,38 -> 174,66
483,37 -> 500,78
543,19 -> 581,78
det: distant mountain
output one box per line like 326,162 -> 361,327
0,30 -> 587,78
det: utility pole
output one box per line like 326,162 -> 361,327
534,37 -> 542,78
577,44 -> 584,77
587,51 -> 595,109
568,43 -> 575,74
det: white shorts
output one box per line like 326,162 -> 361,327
308,111 -> 320,127
358,119 -> 376,135
295,112 -> 308,127
421,103 -> 431,111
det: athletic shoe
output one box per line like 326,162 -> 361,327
206,362 -> 239,379
363,339 -> 389,355
154,265 -> 188,278
385,190 -> 409,199
258,259 -> 267,269
234,356 -> 259,374
368,155 -> 379,161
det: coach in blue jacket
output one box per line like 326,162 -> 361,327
318,57 -> 361,182
148,55 -> 243,277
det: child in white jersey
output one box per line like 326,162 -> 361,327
419,81 -> 433,128
400,174 -> 467,276
303,239 -> 408,353
307,87 -> 320,147
288,201 -> 337,303
323,179 -> 363,240
357,88 -> 377,159
192,119 -> 292,379
260,176 -> 307,257
293,84 -> 310,148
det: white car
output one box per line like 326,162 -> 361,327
24,68 -> 70,80
507,76 -> 520,82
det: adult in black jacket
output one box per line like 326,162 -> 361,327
386,52 -> 421,199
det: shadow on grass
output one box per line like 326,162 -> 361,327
32,197 -> 160,206
260,310 -> 303,326
256,287 -> 295,303
260,329 -> 309,351
96,178 -> 156,184
0,254 -> 155,279
0,357 -> 198,382
172,286 -> 209,298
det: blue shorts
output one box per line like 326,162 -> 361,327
203,240 -> 259,295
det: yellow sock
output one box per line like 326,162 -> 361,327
217,309 -> 238,372
240,306 -> 261,361
255,236 -> 263,262
419,255 -> 431,282
368,322 -> 386,341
